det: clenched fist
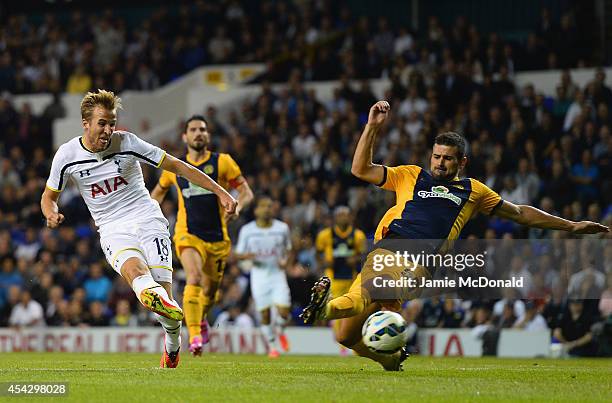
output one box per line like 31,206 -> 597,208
367,101 -> 390,127
46,212 -> 65,228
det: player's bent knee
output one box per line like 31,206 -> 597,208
185,270 -> 202,285
202,281 -> 219,298
120,257 -> 149,282
335,327 -> 361,348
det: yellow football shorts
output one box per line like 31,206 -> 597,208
325,269 -> 356,298
344,247 -> 431,311
174,232 -> 231,282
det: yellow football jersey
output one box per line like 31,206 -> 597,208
316,225 -> 367,279
374,165 -> 502,242
158,151 -> 242,242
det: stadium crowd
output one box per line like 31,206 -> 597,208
0,2 -> 611,356
0,1 -> 602,95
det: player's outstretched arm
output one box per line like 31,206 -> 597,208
278,250 -> 295,271
351,100 -> 390,185
41,187 -> 65,228
160,154 -> 237,214
493,200 -> 610,234
233,252 -> 257,260
232,177 -> 254,219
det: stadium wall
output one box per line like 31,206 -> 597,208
0,328 -> 551,358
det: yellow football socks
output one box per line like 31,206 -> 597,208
199,293 -> 213,320
183,284 -> 204,342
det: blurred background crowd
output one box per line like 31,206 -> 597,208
0,1 -> 610,356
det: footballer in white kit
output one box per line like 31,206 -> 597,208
235,197 -> 292,357
40,90 -> 237,368
47,131 -> 172,279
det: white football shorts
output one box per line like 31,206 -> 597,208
250,268 -> 291,311
99,216 -> 173,283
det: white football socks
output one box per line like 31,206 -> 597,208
132,274 -> 181,353
156,313 -> 181,353
261,324 -> 276,348
131,274 -> 173,304
275,315 -> 288,334
131,273 -> 161,297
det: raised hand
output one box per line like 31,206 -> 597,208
367,101 -> 390,127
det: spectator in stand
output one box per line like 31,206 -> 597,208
500,175 -> 529,205
493,301 -> 517,329
572,149 -> 600,204
15,228 -> 41,262
66,63 -> 92,94
111,299 -> 138,327
419,297 -> 443,328
208,26 -> 234,64
398,85 -> 428,119
0,158 -> 21,189
563,90 -> 585,132
515,158 -> 540,204
568,241 -> 606,299
437,299 -> 464,328
85,301 -> 110,326
542,283 -> 566,330
48,300 -> 70,327
45,285 -> 65,326
469,305 -> 493,337
553,299 -> 599,357
513,301 -> 548,331
0,257 -> 23,305
9,290 -> 45,327
67,299 -> 85,327
493,288 -> 526,320
292,124 -> 317,162
591,273 -> 612,356
83,262 -> 113,304
0,286 -> 21,327
599,273 -> 612,319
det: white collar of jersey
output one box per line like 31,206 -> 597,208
78,134 -> 123,162
79,135 -> 113,155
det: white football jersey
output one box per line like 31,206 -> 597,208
46,131 -> 167,229
235,219 -> 291,271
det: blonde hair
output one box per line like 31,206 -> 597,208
80,89 -> 122,121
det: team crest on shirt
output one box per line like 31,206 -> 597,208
417,185 -> 462,205
182,182 -> 214,198
333,242 -> 355,258
204,165 -> 214,175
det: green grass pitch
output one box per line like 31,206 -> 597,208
0,353 -> 610,402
